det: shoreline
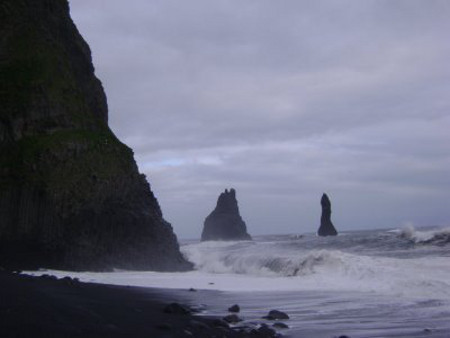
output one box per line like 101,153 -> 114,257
2,267 -> 449,337
0,271 -> 285,337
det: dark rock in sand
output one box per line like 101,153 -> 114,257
263,310 -> 290,320
59,276 -> 79,286
318,193 -> 338,236
223,314 -> 242,323
40,274 -> 57,281
0,0 -> 192,272
201,188 -> 251,241
228,304 -> 240,313
164,303 -> 191,315
1,271 -> 265,337
252,324 -> 277,337
272,322 -> 289,329
273,322 -> 289,329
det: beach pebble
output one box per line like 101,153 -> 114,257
40,274 -> 57,281
252,324 -> 277,337
59,276 -> 79,286
263,309 -> 289,320
223,314 -> 242,323
273,322 -> 289,329
163,302 -> 191,315
228,304 -> 240,313
60,276 -> 71,283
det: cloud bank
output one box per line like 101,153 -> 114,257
69,0 -> 450,238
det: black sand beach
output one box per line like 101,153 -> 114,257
0,271 -> 279,338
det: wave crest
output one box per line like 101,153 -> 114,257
182,241 -> 350,277
181,239 -> 450,299
399,226 -> 450,245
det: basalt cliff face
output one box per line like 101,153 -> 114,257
0,0 -> 192,271
318,193 -> 338,236
201,189 -> 251,241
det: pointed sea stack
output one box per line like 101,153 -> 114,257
318,193 -> 338,236
201,189 -> 251,241
0,0 -> 192,271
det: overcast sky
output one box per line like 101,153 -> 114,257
69,0 -> 450,239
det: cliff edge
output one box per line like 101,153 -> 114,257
0,0 -> 192,271
201,189 -> 251,241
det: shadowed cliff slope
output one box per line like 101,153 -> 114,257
201,189 -> 251,241
0,0 -> 192,271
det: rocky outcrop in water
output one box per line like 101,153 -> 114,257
0,0 -> 192,271
201,189 -> 251,241
318,193 -> 338,236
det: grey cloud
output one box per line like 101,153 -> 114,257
69,1 -> 450,238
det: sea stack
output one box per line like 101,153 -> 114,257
0,0 -> 192,271
201,189 -> 251,241
318,193 -> 338,236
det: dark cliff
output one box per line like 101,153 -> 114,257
201,189 -> 251,241
0,0 -> 192,271
318,193 -> 338,236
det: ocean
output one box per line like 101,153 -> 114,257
28,226 -> 450,337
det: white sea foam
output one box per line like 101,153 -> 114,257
180,240 -> 450,299
399,225 -> 450,244
182,240 -> 342,276
26,233 -> 450,301
22,230 -> 450,338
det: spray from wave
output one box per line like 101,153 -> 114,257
399,226 -> 450,245
182,241 -> 342,276
181,237 -> 450,299
24,229 -> 450,300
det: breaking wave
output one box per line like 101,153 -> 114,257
181,239 -> 450,299
26,229 -> 450,300
398,226 -> 450,245
183,241 -> 343,277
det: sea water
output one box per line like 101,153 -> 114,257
29,227 -> 450,337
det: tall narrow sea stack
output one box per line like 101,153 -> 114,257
201,189 -> 251,241
318,193 -> 338,236
0,0 -> 192,271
